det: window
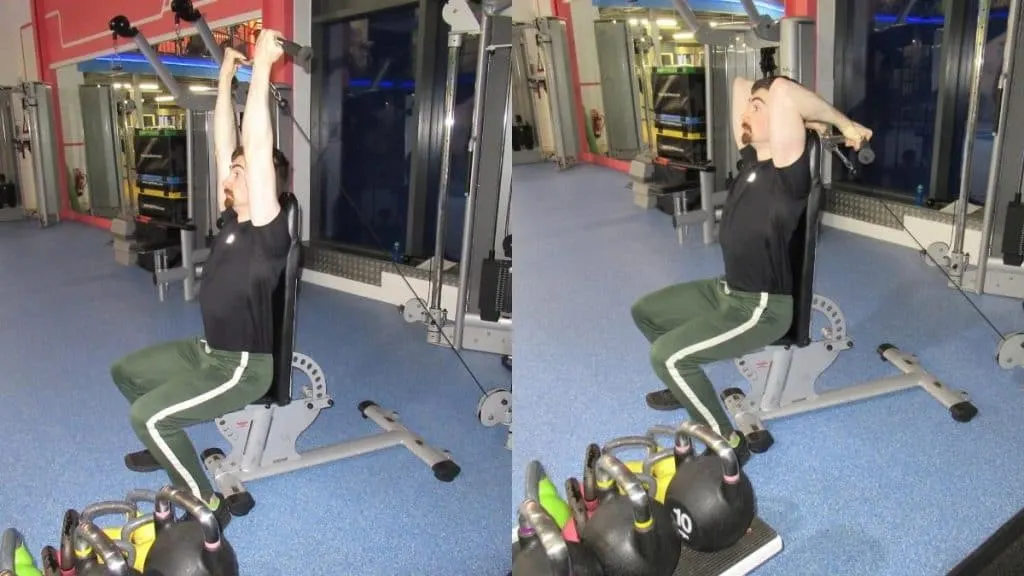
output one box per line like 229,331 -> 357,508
313,5 -> 420,252
834,0 -> 945,198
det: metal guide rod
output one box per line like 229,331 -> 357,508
975,0 -> 1023,293
951,0 -> 991,267
128,35 -> 206,110
429,32 -> 465,312
453,10 -> 496,350
191,18 -> 224,67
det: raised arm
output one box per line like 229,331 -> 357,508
241,30 -> 285,227
214,48 -> 245,213
731,77 -> 754,149
766,77 -> 872,168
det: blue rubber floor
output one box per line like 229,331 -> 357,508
512,162 -> 1024,576
0,220 -> 510,575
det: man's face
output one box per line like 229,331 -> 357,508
740,89 -> 770,146
224,154 -> 248,209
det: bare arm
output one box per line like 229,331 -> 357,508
731,77 -> 754,149
767,78 -> 856,167
241,32 -> 284,227
213,51 -> 242,213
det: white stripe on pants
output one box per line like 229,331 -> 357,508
664,290 -> 769,435
145,350 -> 250,498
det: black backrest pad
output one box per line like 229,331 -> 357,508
781,130 -> 823,347
256,193 -> 301,406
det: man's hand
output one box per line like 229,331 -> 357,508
219,47 -> 248,81
253,29 -> 285,66
839,121 -> 873,150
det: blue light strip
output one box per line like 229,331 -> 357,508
86,52 -> 253,82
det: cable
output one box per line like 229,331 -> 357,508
274,95 -> 492,396
828,148 -> 1008,343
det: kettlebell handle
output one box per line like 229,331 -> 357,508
154,486 -> 224,551
582,444 -> 601,504
126,489 -> 157,507
81,500 -> 139,524
122,513 -> 155,542
0,528 -> 25,572
674,421 -> 742,483
76,520 -> 133,576
594,454 -> 654,528
523,460 -> 548,504
601,435 -> 659,456
643,449 -> 673,477
59,509 -> 79,574
518,499 -> 570,574
648,425 -> 691,455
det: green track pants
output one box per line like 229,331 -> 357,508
631,278 -> 794,437
111,337 -> 274,499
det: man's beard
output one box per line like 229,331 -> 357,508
741,122 -> 752,146
224,191 -> 234,209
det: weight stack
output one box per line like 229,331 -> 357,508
110,216 -> 138,267
1002,199 -> 1024,266
478,254 -> 511,322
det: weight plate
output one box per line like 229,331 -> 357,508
477,388 -> 512,427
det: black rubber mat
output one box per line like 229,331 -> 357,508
948,507 -> 1024,575
673,517 -> 782,576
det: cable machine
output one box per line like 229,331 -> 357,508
402,0 -> 513,448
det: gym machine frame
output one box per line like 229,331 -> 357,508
112,8 -> 459,517
722,132 -> 977,452
919,0 -> 1024,369
109,13 -> 221,303
402,0 -> 514,445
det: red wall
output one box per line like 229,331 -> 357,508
29,0 -> 294,227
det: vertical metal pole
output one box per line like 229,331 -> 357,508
975,0 -> 1022,293
951,0 -> 991,273
428,32 -> 464,344
182,112 -> 197,301
704,49 -> 714,162
454,12 -> 495,350
25,86 -> 48,226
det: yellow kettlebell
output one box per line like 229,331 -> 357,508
644,425 -> 684,502
123,489 -> 159,569
600,435 -> 661,499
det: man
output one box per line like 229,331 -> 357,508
632,76 -> 872,462
109,29 -> 292,525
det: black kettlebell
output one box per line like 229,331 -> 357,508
512,499 -> 603,576
142,486 -> 238,576
76,518 -> 138,575
663,421 -> 756,552
58,509 -> 80,574
578,454 -> 681,576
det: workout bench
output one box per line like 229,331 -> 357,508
202,194 -> 460,515
721,131 -> 978,452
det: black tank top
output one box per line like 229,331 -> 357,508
199,208 -> 290,353
718,146 -> 812,296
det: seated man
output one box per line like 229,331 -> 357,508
632,76 -> 872,462
109,30 -> 291,524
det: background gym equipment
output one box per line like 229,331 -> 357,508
663,421 -> 755,553
401,0 -> 513,447
710,131 -> 977,453
0,528 -> 41,576
202,194 -> 458,517
512,499 -> 603,576
577,454 -> 681,576
142,486 -> 237,575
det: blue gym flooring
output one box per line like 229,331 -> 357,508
0,220 -> 510,575
512,162 -> 1024,576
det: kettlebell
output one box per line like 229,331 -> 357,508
78,501 -> 140,569
75,519 -> 136,576
562,445 -> 606,542
578,454 -> 681,576
142,485 -> 238,575
124,490 -> 158,569
663,421 -> 756,552
525,461 -> 572,529
0,528 -> 42,576
601,436 -> 660,499
561,477 -> 588,543
643,425 -> 697,503
58,510 -> 80,575
512,499 -> 603,576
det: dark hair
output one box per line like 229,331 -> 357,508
232,145 -> 291,195
750,75 -> 796,94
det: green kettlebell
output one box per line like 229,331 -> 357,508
525,461 -> 572,528
512,499 -> 603,576
0,528 -> 42,576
